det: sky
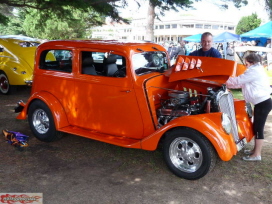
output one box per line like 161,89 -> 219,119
117,0 -> 269,25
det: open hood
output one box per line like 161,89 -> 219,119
167,56 -> 238,85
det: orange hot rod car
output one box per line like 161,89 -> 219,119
15,40 -> 254,180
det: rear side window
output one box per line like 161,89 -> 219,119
39,49 -> 72,73
81,51 -> 126,77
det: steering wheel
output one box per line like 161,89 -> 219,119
152,54 -> 161,66
113,66 -> 126,77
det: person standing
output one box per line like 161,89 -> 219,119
175,40 -> 186,56
226,42 -> 235,61
167,42 -> 177,60
226,53 -> 272,161
266,39 -> 271,48
189,32 -> 222,58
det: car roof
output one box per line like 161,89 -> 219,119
0,35 -> 39,42
39,40 -> 165,52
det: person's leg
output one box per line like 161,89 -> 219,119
243,98 -> 272,161
251,139 -> 264,157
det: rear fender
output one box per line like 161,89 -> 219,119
141,112 -> 237,161
0,63 -> 32,85
16,91 -> 69,129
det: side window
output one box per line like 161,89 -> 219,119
39,49 -> 72,73
81,51 -> 126,77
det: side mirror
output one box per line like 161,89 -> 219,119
0,47 -> 3,52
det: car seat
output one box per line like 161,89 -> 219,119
103,55 -> 118,76
82,56 -> 97,75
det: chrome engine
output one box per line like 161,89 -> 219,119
157,85 -> 227,126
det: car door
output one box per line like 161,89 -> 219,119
71,51 -> 144,139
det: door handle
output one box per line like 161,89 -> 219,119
121,90 -> 131,93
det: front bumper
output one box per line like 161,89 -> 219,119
14,100 -> 25,113
25,80 -> 33,86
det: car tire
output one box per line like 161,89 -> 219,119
163,127 -> 217,180
28,100 -> 63,142
0,72 -> 11,94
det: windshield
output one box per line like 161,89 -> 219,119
132,51 -> 169,75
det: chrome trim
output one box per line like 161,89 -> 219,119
245,102 -> 253,118
169,137 -> 203,173
25,80 -> 33,86
32,109 -> 49,134
218,89 -> 239,142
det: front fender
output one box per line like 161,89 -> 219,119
141,112 -> 237,161
234,99 -> 254,142
16,91 -> 69,129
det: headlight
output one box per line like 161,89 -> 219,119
222,113 -> 231,134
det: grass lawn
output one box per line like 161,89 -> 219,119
230,89 -> 243,100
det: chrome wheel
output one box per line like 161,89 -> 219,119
169,137 -> 203,173
28,100 -> 63,142
32,108 -> 50,134
0,73 -> 9,94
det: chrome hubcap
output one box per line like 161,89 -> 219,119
32,109 -> 49,134
169,137 -> 203,173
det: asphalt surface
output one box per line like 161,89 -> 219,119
0,86 -> 272,204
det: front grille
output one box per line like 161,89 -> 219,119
218,91 -> 239,142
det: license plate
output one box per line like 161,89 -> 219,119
236,137 -> 247,151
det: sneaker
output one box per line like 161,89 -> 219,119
242,155 -> 261,161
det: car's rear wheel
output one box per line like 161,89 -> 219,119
0,72 -> 10,94
28,100 -> 63,142
163,128 -> 217,180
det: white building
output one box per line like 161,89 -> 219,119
91,16 -> 236,43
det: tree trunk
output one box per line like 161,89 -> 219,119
146,1 -> 155,41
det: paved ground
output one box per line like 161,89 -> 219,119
0,87 -> 272,204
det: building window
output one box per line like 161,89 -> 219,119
159,25 -> 164,29
195,24 -> 203,29
212,25 -> 219,29
204,24 -> 211,29
172,24 -> 177,28
165,24 -> 170,29
182,24 -> 194,28
155,25 -> 158,29
228,26 -> 234,30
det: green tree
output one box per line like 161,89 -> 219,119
235,13 -> 261,35
0,0 -> 249,41
0,4 -> 12,25
22,7 -> 105,39
0,6 -> 27,35
0,0 -> 127,26
264,0 -> 272,20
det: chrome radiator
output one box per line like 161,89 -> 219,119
218,90 -> 239,143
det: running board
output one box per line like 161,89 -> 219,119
59,126 -> 142,149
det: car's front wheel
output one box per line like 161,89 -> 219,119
28,100 -> 63,142
163,128 -> 217,180
0,72 -> 10,94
